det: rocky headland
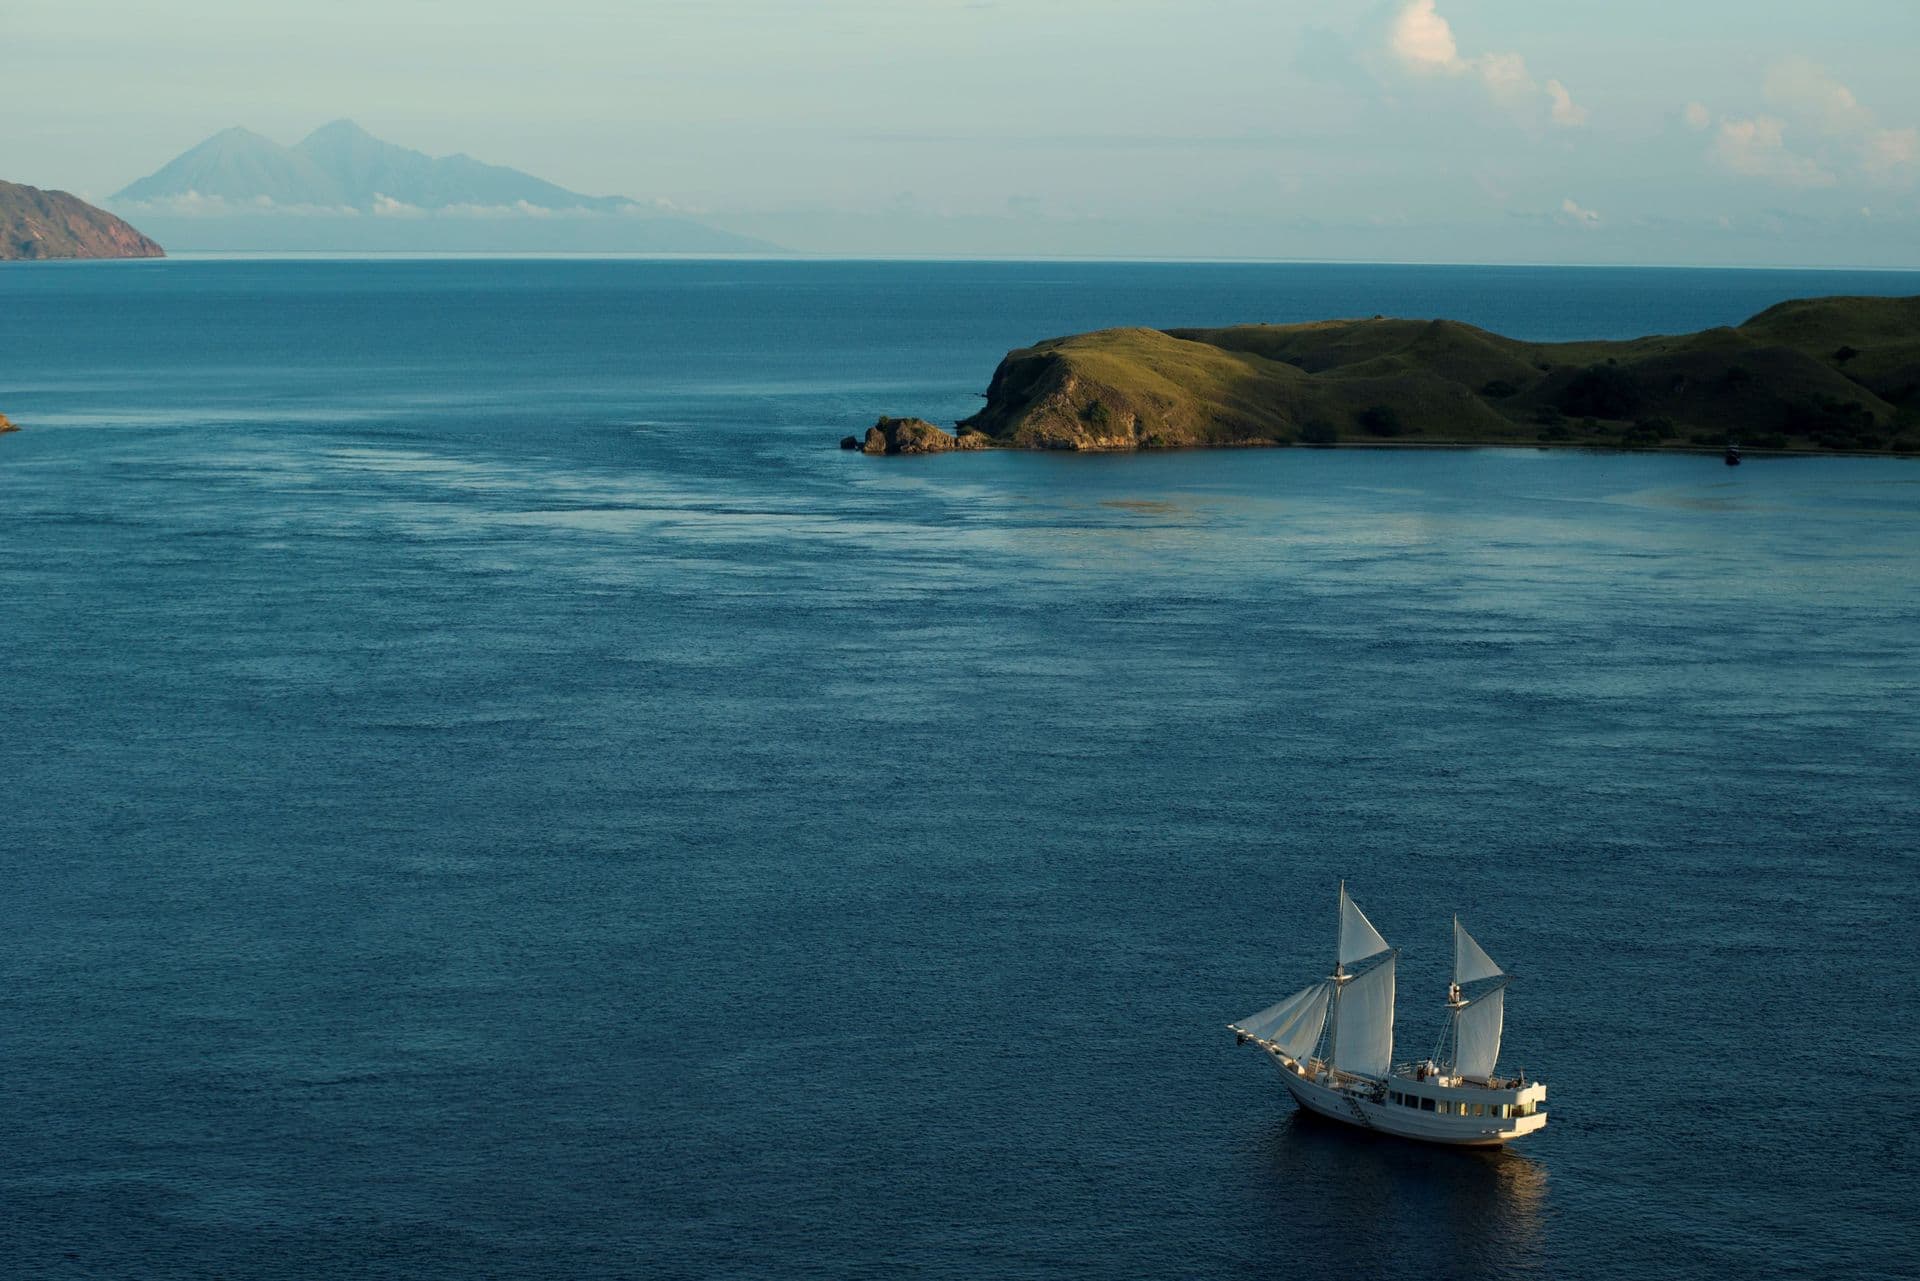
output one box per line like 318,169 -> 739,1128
1,180 -> 164,261
853,295 -> 1920,455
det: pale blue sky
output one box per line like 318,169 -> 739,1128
6,0 -> 1918,262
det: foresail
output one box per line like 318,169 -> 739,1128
1454,919 -> 1503,986
1234,982 -> 1322,1044
1331,955 -> 1395,1078
1452,986 -> 1505,1080
1339,888 -> 1391,967
1271,984 -> 1331,1060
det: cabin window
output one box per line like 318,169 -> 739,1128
1389,1091 -> 1402,1105
1404,1095 -> 1419,1109
1472,1103 -> 1485,1117
1420,1097 -> 1436,1112
1436,1101 -> 1451,1115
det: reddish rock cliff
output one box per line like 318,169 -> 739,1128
0,180 -> 165,261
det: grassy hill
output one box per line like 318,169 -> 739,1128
948,295 -> 1920,454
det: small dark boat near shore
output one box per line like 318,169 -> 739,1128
1725,443 -> 1742,466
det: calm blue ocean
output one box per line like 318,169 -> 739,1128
2,260 -> 1917,1280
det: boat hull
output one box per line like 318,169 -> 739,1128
1269,1052 -> 1547,1147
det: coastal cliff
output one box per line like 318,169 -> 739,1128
1,180 -> 165,261
864,295 -> 1920,455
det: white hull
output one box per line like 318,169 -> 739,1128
1266,1049 -> 1547,1148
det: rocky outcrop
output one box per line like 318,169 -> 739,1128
0,413 -> 17,433
0,181 -> 164,261
858,416 -> 991,456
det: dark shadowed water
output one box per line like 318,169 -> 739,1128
3,260 -> 1917,1280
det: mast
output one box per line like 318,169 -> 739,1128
1327,881 -> 1396,1081
1326,881 -> 1347,1068
1443,914 -> 1468,1066
1445,917 -> 1510,1081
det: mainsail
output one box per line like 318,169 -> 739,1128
1331,954 -> 1396,1077
1452,986 -> 1505,1081
1234,982 -> 1332,1061
1339,883 -> 1391,968
1454,918 -> 1504,986
1231,884 -> 1397,1079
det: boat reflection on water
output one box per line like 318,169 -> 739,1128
1250,1109 -> 1550,1275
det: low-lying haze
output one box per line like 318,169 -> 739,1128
6,0 -> 1917,263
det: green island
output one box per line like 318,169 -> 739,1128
846,294 -> 1920,456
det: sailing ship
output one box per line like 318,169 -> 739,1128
1228,883 -> 1547,1146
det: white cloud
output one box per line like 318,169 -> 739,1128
1387,1 -> 1585,127
1862,128 -> 1918,180
419,199 -> 688,220
112,191 -> 360,218
1702,61 -> 1917,188
1765,58 -> 1874,135
1558,197 -> 1602,229
1389,0 -> 1457,69
1477,51 -> 1532,105
1547,80 -> 1588,127
438,200 -> 575,219
1711,116 -> 1836,188
1683,102 -> 1712,132
129,190 -> 234,216
370,193 -> 427,218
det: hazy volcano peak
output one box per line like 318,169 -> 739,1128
119,120 -> 635,215
106,120 -> 775,251
298,118 -> 375,143
113,127 -> 346,207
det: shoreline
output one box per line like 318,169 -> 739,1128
850,434 -> 1919,461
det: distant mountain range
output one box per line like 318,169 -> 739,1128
111,120 -> 770,253
1,180 -> 164,260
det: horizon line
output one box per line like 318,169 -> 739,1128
110,252 -> 1920,273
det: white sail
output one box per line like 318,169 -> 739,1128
1452,986 -> 1505,1081
1339,886 -> 1391,968
1331,955 -> 1395,1078
1454,919 -> 1503,986
1276,984 -> 1332,1060
1234,983 -> 1322,1044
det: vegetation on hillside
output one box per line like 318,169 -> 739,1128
942,295 -> 1920,454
